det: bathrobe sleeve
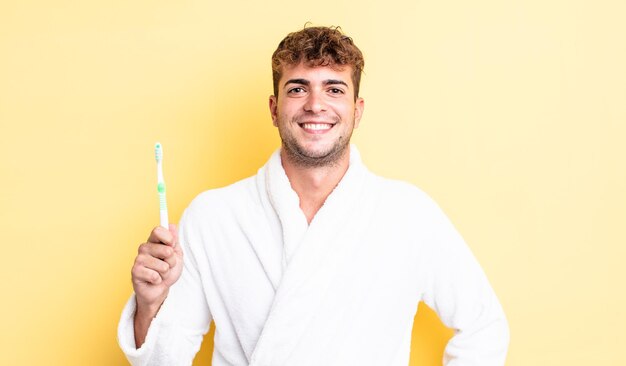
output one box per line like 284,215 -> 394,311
117,209 -> 213,366
419,198 -> 510,366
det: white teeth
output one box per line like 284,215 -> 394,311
302,123 -> 332,130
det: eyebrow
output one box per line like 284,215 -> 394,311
284,79 -> 349,88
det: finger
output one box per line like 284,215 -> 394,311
169,224 -> 179,248
147,226 -> 174,246
138,242 -> 179,268
138,242 -> 173,260
135,253 -> 171,275
132,266 -> 163,285
163,253 -> 177,269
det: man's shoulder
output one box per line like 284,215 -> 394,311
185,174 -> 260,217
374,174 -> 430,201
370,173 -> 442,214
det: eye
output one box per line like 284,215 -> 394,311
329,88 -> 345,94
287,87 -> 305,94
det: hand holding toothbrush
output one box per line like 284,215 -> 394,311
129,143 -> 184,348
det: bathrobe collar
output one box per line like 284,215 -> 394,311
264,144 -> 368,268
250,144 -> 381,365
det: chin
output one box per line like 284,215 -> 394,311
284,140 -> 350,168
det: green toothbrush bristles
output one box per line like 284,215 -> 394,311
155,142 -> 163,161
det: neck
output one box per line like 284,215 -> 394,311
281,147 -> 351,224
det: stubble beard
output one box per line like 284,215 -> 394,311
279,117 -> 354,168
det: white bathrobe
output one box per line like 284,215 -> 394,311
118,146 -> 509,366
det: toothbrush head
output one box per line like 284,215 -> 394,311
155,142 -> 163,162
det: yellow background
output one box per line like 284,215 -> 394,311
1,0 -> 624,364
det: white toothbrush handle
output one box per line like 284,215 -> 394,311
157,159 -> 168,229
155,142 -> 169,229
159,189 -> 169,229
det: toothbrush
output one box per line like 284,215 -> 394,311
155,142 -> 169,229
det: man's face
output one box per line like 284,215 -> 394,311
269,63 -> 364,167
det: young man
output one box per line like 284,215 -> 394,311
118,26 -> 509,365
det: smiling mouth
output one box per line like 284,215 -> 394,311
299,123 -> 334,131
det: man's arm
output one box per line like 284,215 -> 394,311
118,210 -> 212,365
420,200 -> 510,365
131,225 -> 183,347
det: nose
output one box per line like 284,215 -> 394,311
303,89 -> 327,113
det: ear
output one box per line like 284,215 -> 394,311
269,95 -> 278,127
353,97 -> 365,128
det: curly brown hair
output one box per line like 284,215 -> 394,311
271,26 -> 365,100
